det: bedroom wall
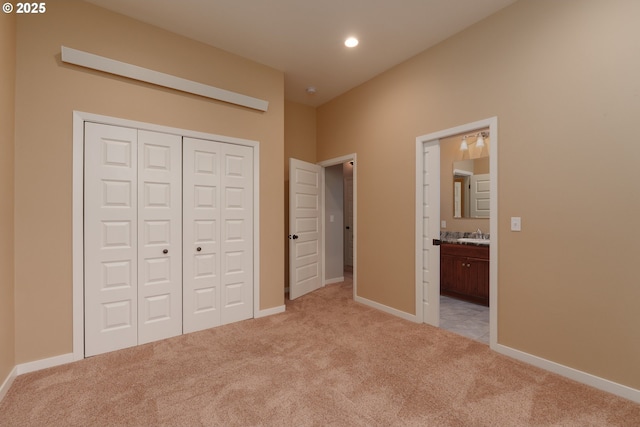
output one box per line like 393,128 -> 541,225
316,0 -> 640,389
14,0 -> 284,364
0,11 -> 16,385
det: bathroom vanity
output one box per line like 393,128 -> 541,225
440,242 -> 489,306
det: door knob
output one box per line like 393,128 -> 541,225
163,249 -> 168,254
196,247 -> 202,252
288,234 -> 299,240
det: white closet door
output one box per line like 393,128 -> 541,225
137,130 -> 183,344
84,123 -> 138,357
183,137 -> 222,333
220,143 -> 253,324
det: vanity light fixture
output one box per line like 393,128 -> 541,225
460,131 -> 488,151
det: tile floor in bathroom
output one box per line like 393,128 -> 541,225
439,295 -> 489,344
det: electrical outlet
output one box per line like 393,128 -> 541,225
511,217 -> 521,231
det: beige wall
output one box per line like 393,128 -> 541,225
440,133 -> 490,232
14,0 -> 284,364
317,0 -> 640,389
0,12 -> 16,383
283,100 -> 317,286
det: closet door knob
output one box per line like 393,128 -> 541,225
163,249 -> 168,254
197,247 -> 202,252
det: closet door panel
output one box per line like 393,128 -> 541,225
221,144 -> 253,324
137,130 -> 183,344
183,137 -> 222,333
84,123 -> 138,357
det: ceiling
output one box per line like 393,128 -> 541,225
84,0 -> 517,107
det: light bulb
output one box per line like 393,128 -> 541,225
345,37 -> 359,48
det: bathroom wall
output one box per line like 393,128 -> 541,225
317,0 -> 640,389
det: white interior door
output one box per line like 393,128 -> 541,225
84,123 -> 138,357
470,173 -> 490,218
182,137 -> 222,333
137,130 -> 183,344
422,142 -> 440,326
289,158 -> 323,299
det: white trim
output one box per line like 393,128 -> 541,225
452,168 -> 473,177
415,117 -> 498,347
0,366 -> 17,402
73,111 -> 261,360
355,295 -> 420,323
495,343 -> 640,404
16,353 -> 74,376
324,277 -> 344,286
61,46 -> 269,112
255,305 -> 286,318
317,154 -> 357,302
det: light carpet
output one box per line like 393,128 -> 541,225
1,275 -> 639,426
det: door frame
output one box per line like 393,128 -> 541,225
318,154 -> 357,300
415,117 -> 498,349
72,111 -> 261,360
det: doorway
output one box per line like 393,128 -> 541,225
415,117 -> 497,349
288,155 -> 357,301
319,155 -> 356,299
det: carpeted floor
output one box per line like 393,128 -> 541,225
1,274 -> 639,426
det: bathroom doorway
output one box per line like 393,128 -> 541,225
415,117 -> 498,349
438,130 -> 490,343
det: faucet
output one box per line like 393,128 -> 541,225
475,228 -> 483,238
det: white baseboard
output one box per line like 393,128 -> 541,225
255,305 -> 285,318
0,366 -> 17,402
325,277 -> 344,286
16,353 -> 75,376
355,295 -> 419,323
494,343 -> 640,404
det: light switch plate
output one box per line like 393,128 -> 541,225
511,217 -> 521,231
441,220 -> 446,228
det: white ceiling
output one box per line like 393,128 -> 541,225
85,0 -> 517,107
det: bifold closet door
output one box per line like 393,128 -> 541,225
183,138 -> 253,333
84,123 -> 138,357
84,123 -> 182,356
137,130 -> 182,345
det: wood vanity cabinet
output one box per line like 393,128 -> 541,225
440,243 -> 489,306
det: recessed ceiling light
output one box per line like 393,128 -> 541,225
344,37 -> 359,48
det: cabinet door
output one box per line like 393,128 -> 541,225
468,257 -> 489,302
440,253 -> 457,293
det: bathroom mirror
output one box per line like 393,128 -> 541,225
453,158 -> 490,219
